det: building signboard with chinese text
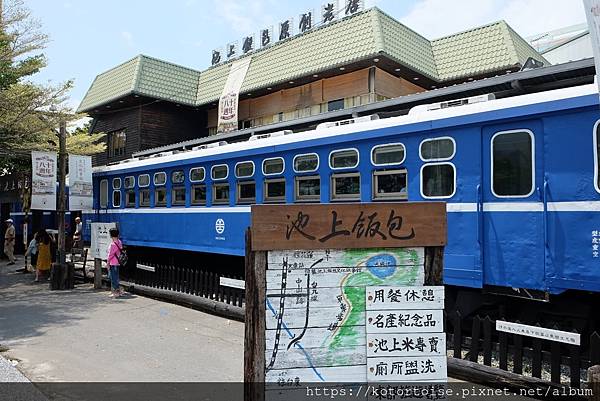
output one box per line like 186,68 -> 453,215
584,0 -> 600,97
496,320 -> 580,345
68,155 -> 93,211
217,57 -> 252,133
31,151 -> 57,211
247,202 -> 447,393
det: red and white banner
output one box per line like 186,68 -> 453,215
31,151 -> 57,211
217,57 -> 252,133
68,155 -> 93,211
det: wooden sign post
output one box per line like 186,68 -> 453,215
244,203 -> 447,401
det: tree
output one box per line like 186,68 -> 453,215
0,0 -> 105,173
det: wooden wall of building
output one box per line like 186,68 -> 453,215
91,107 -> 141,166
206,67 -> 424,128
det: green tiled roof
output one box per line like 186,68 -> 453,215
78,8 -> 548,112
77,55 -> 200,112
432,21 -> 549,81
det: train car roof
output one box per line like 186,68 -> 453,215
94,82 -> 599,175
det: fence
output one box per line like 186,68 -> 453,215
132,262 -> 245,308
446,310 -> 600,389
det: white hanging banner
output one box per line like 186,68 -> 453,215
31,151 -> 57,211
217,57 -> 252,133
584,0 -> 600,96
68,155 -> 93,211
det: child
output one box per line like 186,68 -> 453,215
24,233 -> 38,273
106,228 -> 124,297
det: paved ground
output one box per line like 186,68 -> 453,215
0,261 -> 244,382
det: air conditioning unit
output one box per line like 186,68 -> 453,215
316,114 -> 379,130
192,141 -> 228,151
249,130 -> 293,141
409,94 -> 495,115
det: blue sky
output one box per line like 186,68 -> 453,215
26,0 -> 586,110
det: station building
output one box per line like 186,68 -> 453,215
78,7 -> 549,166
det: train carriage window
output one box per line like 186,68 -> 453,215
124,176 -> 135,189
594,122 -> 600,192
264,179 -> 286,203
263,158 -> 284,175
294,153 -> 319,172
212,164 -> 228,180
171,187 -> 186,206
155,188 -> 167,206
100,179 -> 108,208
189,167 -> 205,183
112,178 -> 121,189
329,149 -> 359,169
125,191 -> 136,207
138,174 -> 150,188
420,137 -> 455,161
139,189 -> 150,207
421,163 -> 455,198
331,173 -> 360,201
154,172 -> 166,186
295,176 -> 320,202
373,169 -> 407,200
172,170 -> 185,185
372,143 -> 406,166
235,161 -> 254,178
112,190 -> 121,208
237,181 -> 256,204
191,184 -> 206,205
492,130 -> 534,197
213,183 -> 229,204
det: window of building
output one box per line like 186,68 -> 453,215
211,164 -> 228,180
328,98 -> 344,112
213,183 -> 229,204
263,158 -> 284,175
125,191 -> 136,207
293,153 -> 319,172
596,123 -> 600,193
108,130 -> 126,158
139,189 -> 150,207
295,176 -> 320,202
138,174 -> 150,188
100,179 -> 108,208
330,149 -> 359,169
331,173 -> 360,201
372,143 -> 406,166
264,179 -> 286,203
191,184 -> 206,205
373,169 -> 407,200
112,190 -> 121,208
420,137 -> 455,161
172,170 -> 185,185
237,181 -> 256,204
112,177 -> 121,189
190,167 -> 205,183
492,130 -> 534,197
235,161 -> 254,178
421,163 -> 455,198
172,187 -> 186,206
154,172 -> 166,186
124,176 -> 135,189
155,188 -> 167,206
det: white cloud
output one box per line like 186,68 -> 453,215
121,31 -> 135,48
212,0 -> 276,35
399,0 -> 586,39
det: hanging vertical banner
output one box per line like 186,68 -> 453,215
31,151 -> 57,211
584,0 -> 600,97
217,57 -> 252,133
68,155 -> 93,211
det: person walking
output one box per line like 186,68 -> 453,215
24,232 -> 39,273
106,228 -> 124,297
4,219 -> 16,265
35,229 -> 52,282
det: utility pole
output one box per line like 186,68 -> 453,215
57,119 -> 67,267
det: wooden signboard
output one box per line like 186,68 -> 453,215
244,203 -> 447,401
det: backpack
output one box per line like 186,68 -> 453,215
116,243 -> 128,267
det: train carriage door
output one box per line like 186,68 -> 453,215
481,123 -> 546,295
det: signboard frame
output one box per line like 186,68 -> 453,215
244,202 -> 447,401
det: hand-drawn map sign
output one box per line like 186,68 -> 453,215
251,203 -> 447,251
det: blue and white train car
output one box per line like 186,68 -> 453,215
85,82 -> 600,308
